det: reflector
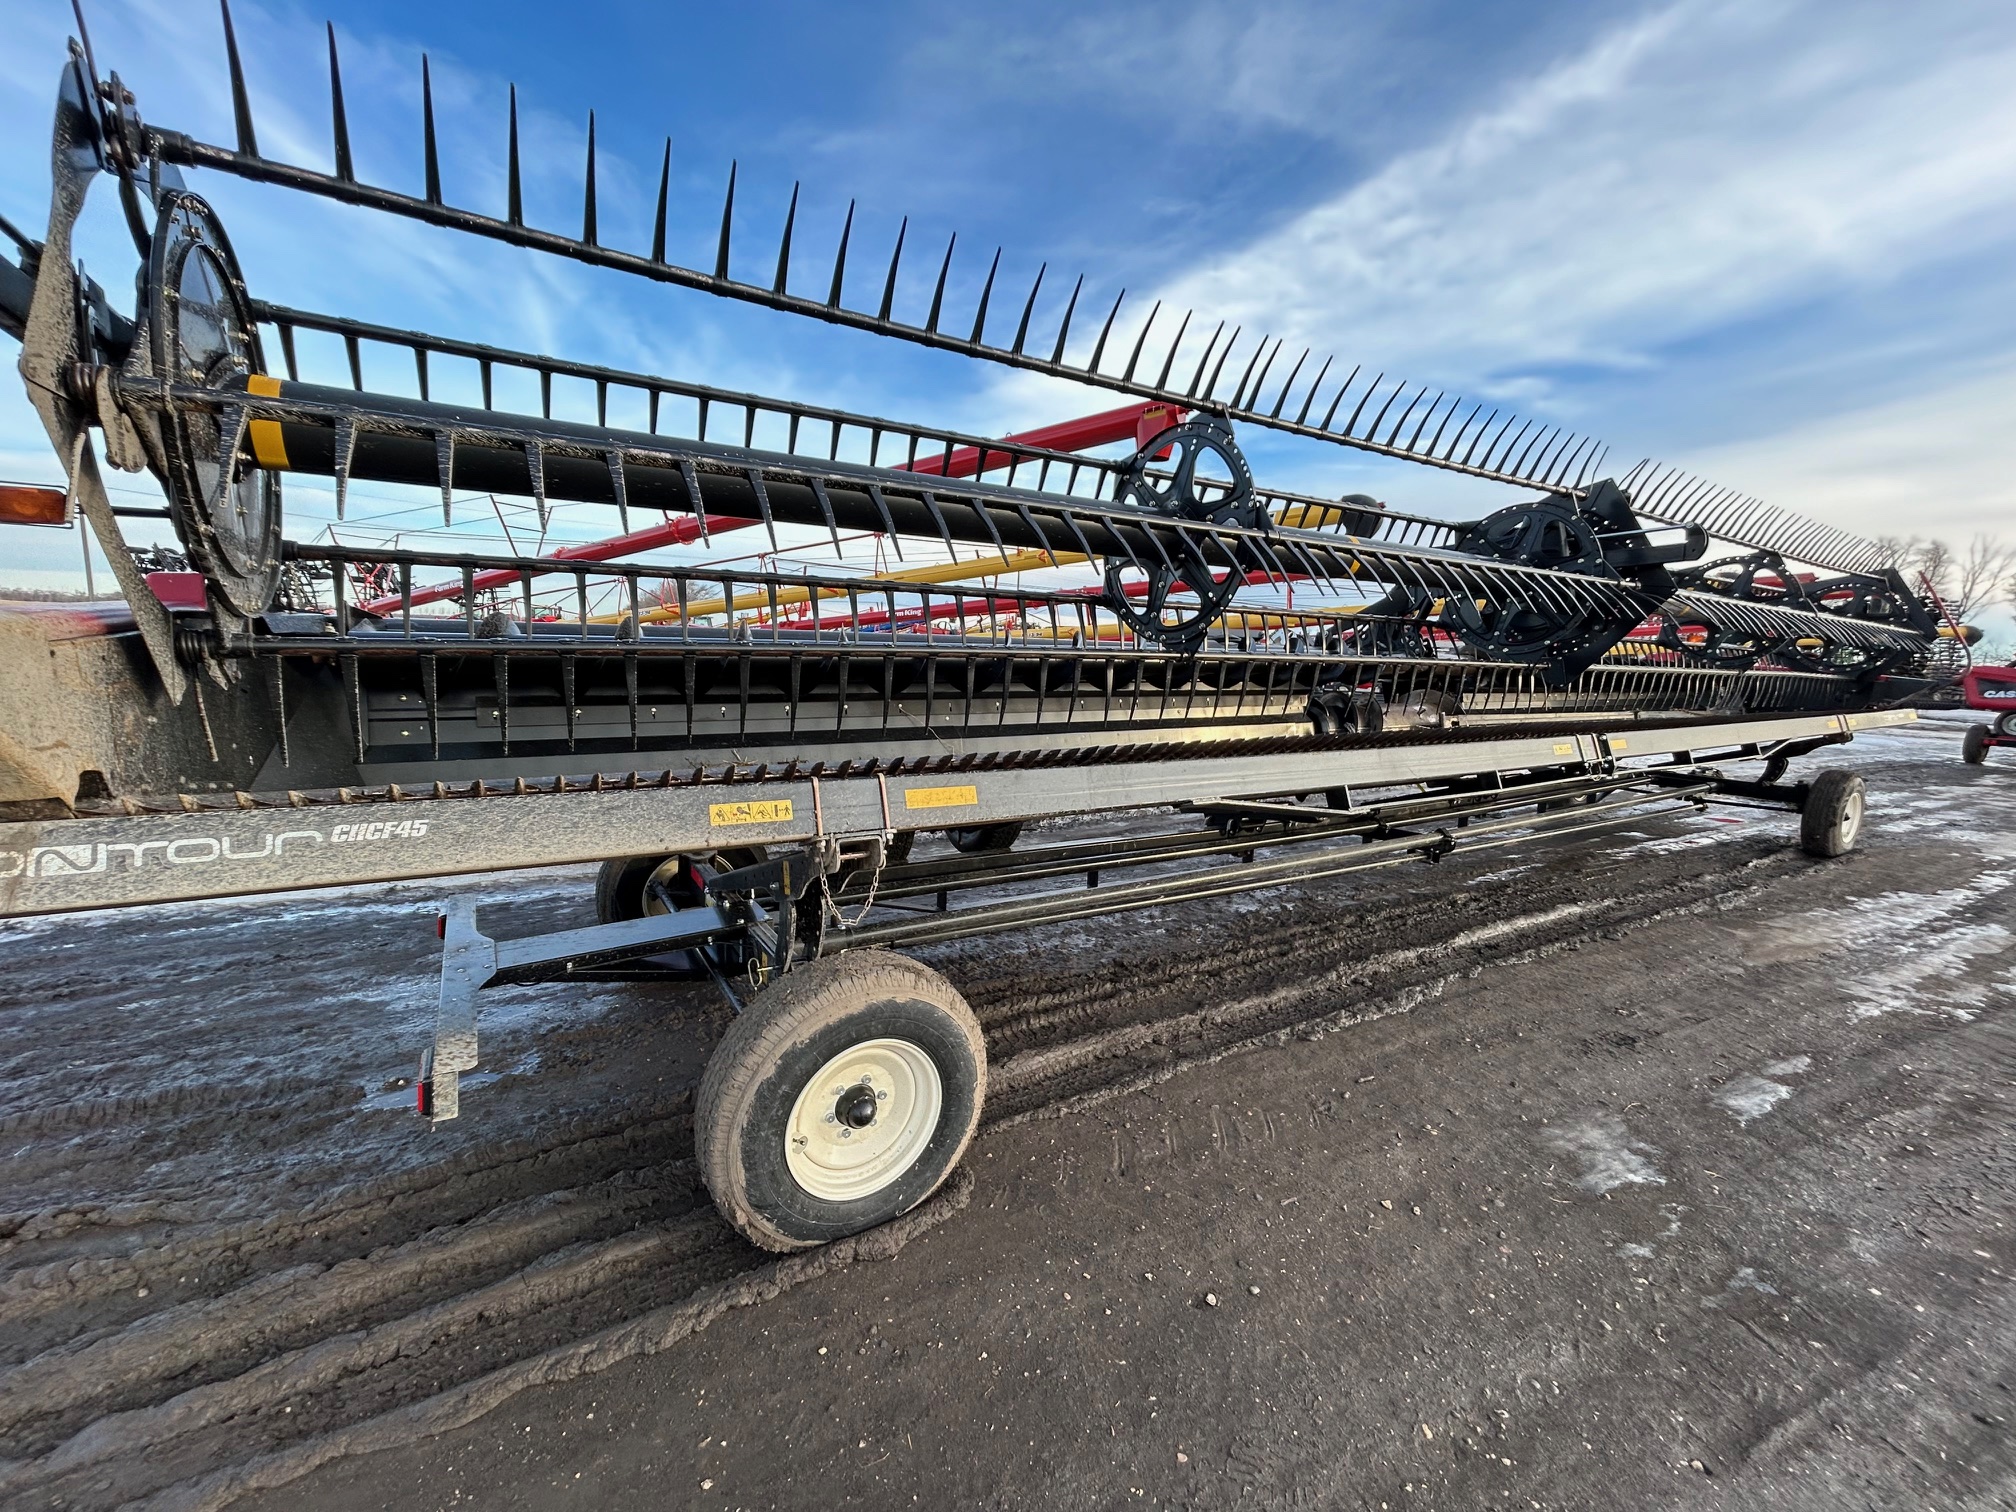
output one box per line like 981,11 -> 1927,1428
0,482 -> 68,526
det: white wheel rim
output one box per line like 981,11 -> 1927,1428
785,1038 -> 943,1202
640,856 -> 687,917
1838,788 -> 1864,844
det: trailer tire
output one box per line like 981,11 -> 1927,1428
1963,724 -> 1990,764
1800,769 -> 1866,858
594,848 -> 764,923
696,951 -> 986,1252
946,822 -> 1022,854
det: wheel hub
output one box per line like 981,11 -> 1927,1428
837,1085 -> 879,1129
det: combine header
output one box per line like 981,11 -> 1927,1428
0,7 -> 1935,1249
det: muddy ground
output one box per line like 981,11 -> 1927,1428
1,717 -> 2012,1511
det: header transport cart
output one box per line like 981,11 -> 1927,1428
0,9 -> 1945,1249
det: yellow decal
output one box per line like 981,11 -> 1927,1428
903,785 -> 979,810
246,374 -> 289,467
1553,742 -> 1573,756
709,799 -> 794,827
1611,737 -> 1628,751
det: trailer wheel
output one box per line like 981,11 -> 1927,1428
1963,724 -> 1990,764
696,951 -> 985,1252
946,822 -> 1022,854
594,848 -> 764,923
1800,770 -> 1867,858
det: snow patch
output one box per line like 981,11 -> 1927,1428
1716,1073 -> 1794,1124
1844,922 -> 2011,1021
1544,1116 -> 1665,1193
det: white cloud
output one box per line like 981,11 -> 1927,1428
1150,0 -> 2016,389
1685,357 -> 2016,544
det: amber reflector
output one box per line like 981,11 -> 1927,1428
0,483 -> 69,526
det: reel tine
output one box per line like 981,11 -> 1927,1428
1228,336 -> 1274,412
435,429 -> 455,525
1404,391 -> 1446,452
1086,289 -> 1126,374
607,450 -> 628,532
715,161 -> 736,279
326,23 -> 353,181
1202,325 -> 1242,403
1484,418 -> 1535,474
1185,321 -> 1226,399
679,458 -> 709,543
582,112 -> 598,245
811,477 -> 844,558
746,468 -> 779,552
1049,275 -> 1083,366
1154,309 -> 1193,390
925,233 -> 955,334
526,437 -> 547,529
773,182 -> 797,293
1243,339 -> 1286,414
969,248 -> 1001,344
1319,365 -> 1360,430
1293,354 -> 1333,425
878,217 -> 907,321
1270,347 -> 1309,419
1508,423 -> 1555,478
422,56 -> 441,204
1119,301 -> 1161,383
827,200 -> 854,308
651,139 -> 670,262
1338,372 -> 1384,438
507,86 -> 523,225
1457,409 -> 1500,467
220,0 -> 259,157
1426,397 -> 1471,460
1010,263 -> 1045,357
332,412 -> 356,521
1382,385 -> 1429,447
865,482 -> 904,561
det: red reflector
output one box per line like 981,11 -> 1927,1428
145,571 -> 208,611
436,915 -> 447,939
0,482 -> 69,526
416,1078 -> 432,1116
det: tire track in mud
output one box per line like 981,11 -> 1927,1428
0,827 -> 1810,1510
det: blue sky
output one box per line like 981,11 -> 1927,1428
2,0 -> 2013,611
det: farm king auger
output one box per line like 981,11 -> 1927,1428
0,8 -> 1943,1248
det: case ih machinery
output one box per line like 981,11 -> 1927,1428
0,9 -> 1947,1250
1961,666 -> 2016,764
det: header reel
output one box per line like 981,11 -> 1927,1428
0,4 -> 1939,737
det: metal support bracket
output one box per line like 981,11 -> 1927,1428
421,896 -> 492,1122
